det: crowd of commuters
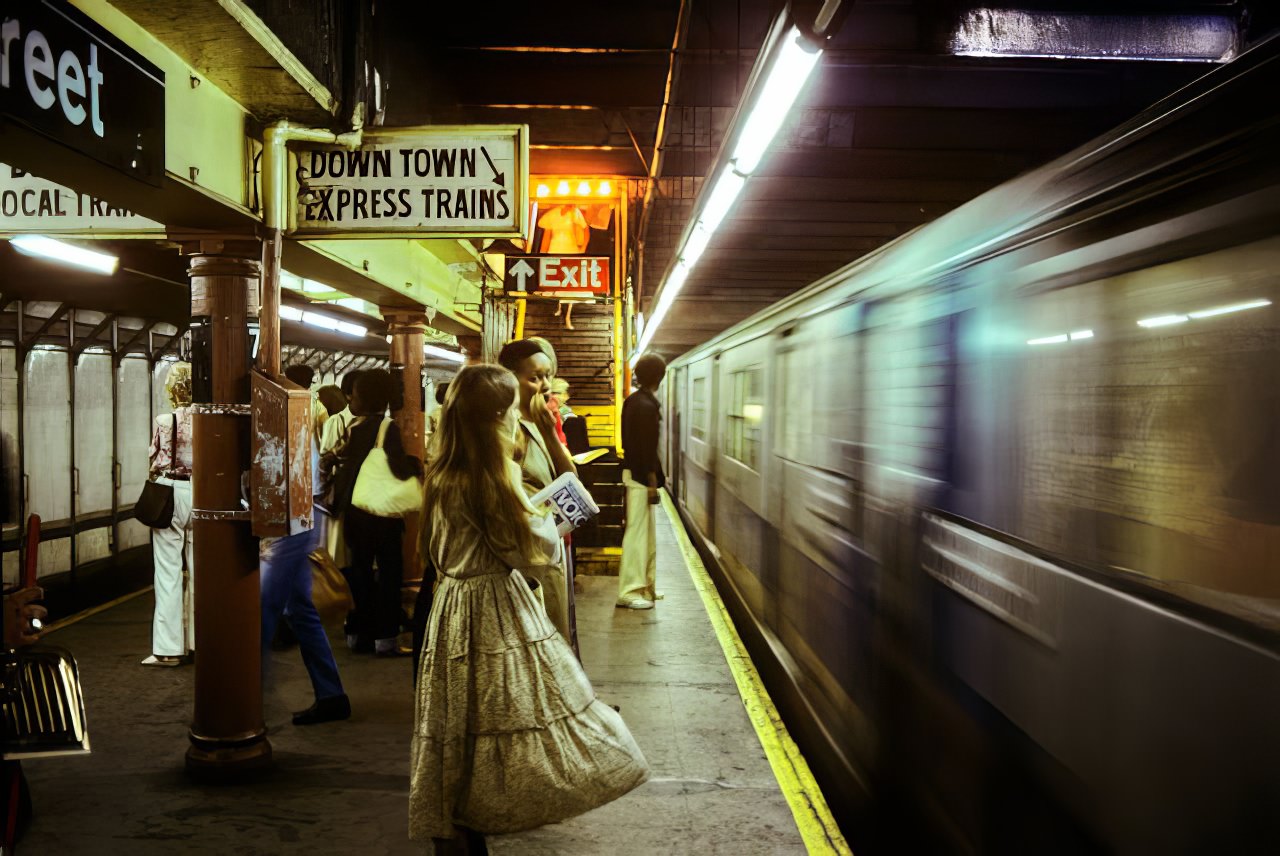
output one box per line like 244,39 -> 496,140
124,337 -> 669,849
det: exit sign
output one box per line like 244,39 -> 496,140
503,255 -> 611,295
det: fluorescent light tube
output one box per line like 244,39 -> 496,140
663,262 -> 691,300
1069,329 -> 1094,340
681,224 -> 713,267
302,312 -> 340,331
336,321 -> 368,337
698,170 -> 747,234
1027,334 -> 1069,345
424,344 -> 465,363
11,236 -> 118,275
731,28 -> 822,174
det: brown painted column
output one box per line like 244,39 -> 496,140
384,309 -> 428,581
457,334 -> 484,366
185,245 -> 271,778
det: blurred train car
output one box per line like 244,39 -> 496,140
664,32 -> 1280,855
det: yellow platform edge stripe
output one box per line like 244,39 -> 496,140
661,491 -> 853,856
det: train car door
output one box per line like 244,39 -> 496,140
682,354 -> 717,539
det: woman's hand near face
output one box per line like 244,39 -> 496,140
528,391 -> 558,437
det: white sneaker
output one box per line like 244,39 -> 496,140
615,597 -> 654,610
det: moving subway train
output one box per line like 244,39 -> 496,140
663,33 -> 1280,855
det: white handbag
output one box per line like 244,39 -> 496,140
351,419 -> 422,518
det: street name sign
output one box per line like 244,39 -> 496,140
290,125 -> 528,239
0,0 -> 165,186
503,255 -> 611,296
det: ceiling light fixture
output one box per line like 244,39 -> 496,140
632,18 -> 822,364
424,344 -> 465,363
10,235 -> 119,275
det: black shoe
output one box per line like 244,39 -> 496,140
292,694 -> 351,726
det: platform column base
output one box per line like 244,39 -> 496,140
185,729 -> 273,782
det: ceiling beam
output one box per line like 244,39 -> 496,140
20,303 -> 71,351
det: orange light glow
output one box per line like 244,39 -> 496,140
556,180 -> 570,195
576,181 -> 592,196
536,183 -> 550,198
598,181 -> 612,195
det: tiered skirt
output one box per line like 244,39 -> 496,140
409,568 -> 649,840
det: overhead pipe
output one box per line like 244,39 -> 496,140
634,0 -> 691,315
259,121 -> 362,377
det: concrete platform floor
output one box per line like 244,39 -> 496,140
21,507 -> 805,854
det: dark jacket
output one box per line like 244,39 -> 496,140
621,388 -> 664,489
329,416 -> 421,514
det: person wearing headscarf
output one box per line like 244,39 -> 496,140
498,339 -> 580,655
143,362 -> 195,666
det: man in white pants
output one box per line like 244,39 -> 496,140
617,354 -> 666,610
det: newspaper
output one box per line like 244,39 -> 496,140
529,472 -> 600,537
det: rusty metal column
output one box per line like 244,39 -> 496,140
384,309 -> 428,580
185,248 -> 271,778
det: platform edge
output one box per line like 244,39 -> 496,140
660,490 -> 853,856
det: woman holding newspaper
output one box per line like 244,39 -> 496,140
497,339 -> 579,651
410,364 -> 647,849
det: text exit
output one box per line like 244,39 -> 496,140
504,255 -> 611,296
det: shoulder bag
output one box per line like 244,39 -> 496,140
134,413 -> 177,529
352,419 -> 422,518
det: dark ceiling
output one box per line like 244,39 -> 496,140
381,1 -> 1275,359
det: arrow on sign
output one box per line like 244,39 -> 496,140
480,147 -> 505,188
509,259 -> 535,291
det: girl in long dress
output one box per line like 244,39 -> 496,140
410,365 -> 648,850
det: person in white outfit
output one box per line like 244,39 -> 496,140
143,362 -> 195,666
617,354 -> 666,610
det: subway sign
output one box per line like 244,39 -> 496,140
0,0 -> 165,185
291,125 -> 529,239
503,255 -> 611,296
0,162 -> 163,235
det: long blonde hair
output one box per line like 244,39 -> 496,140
422,365 -> 535,560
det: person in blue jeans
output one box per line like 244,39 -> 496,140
261,521 -> 350,725
260,383 -> 350,726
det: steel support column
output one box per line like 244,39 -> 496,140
184,247 -> 270,779
384,309 -> 428,582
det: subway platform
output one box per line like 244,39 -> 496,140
19,499 -> 845,854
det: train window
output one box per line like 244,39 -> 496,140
691,376 -> 708,441
725,366 -> 763,470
